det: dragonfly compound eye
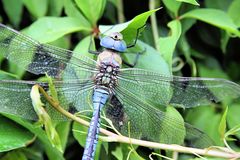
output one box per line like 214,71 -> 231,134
110,32 -> 123,40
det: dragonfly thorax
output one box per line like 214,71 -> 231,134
95,62 -> 119,89
95,50 -> 121,90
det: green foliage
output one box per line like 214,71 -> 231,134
227,104 -> 240,139
0,116 -> 34,152
0,0 -> 240,160
22,0 -> 48,18
159,107 -> 186,145
1,150 -> 28,160
75,0 -> 106,26
219,107 -> 228,139
124,40 -> 170,74
2,0 -> 23,27
99,8 -> 160,44
181,9 -> 240,36
177,0 -> 199,6
159,19 -> 182,69
30,85 -> 62,152
0,70 -> 19,80
228,0 -> 240,27
24,17 -> 91,43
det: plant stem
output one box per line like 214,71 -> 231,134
67,109 -> 239,158
149,0 -> 160,52
117,0 -> 125,23
38,85 -> 240,159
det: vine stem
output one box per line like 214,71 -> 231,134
117,0 -> 125,23
149,0 -> 160,52
37,85 -> 240,159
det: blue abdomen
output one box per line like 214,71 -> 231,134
82,88 -> 109,160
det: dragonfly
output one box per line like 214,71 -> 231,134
1,23 -> 240,160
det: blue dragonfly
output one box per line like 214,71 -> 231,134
0,23 -> 240,160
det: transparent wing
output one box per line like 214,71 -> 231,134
0,79 -> 94,121
107,85 -> 186,145
184,123 -> 214,148
0,23 -> 97,79
104,86 -> 214,148
118,68 -> 240,108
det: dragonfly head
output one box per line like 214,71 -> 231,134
100,32 -> 127,52
109,32 -> 123,41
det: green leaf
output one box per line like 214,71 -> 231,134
72,122 -> 87,147
205,0 -> 232,11
176,0 -> 199,6
181,18 -> 196,35
1,150 -> 27,160
99,8 -> 160,44
218,107 -> 228,139
22,0 -> 48,18
0,54 -> 4,64
63,0 -> 91,28
30,85 -> 63,152
198,63 -> 229,79
181,9 -> 240,37
49,36 -> 70,49
123,40 -> 172,111
113,144 -> 142,160
159,107 -> 185,145
23,17 -> 91,43
8,62 -> 26,79
228,0 -> 240,27
123,40 -> 170,75
0,70 -> 19,80
0,115 -> 34,152
46,74 -> 59,101
158,20 -> 182,70
227,104 -> 240,139
162,0 -> 181,17
99,21 -> 130,36
121,8 -> 160,45
48,0 -> 64,16
2,0 -> 23,27
72,122 -> 102,159
186,106 -> 223,145
225,124 -> 240,140
55,122 -> 70,150
112,146 -> 123,160
220,31 -> 230,53
75,0 -> 106,26
73,35 -> 95,59
108,0 -> 117,6
4,115 -> 65,160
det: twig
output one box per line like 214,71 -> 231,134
149,0 -> 160,52
37,85 -> 240,159
150,152 -> 174,160
117,0 -> 125,23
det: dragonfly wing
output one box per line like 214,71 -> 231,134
0,80 -> 94,121
105,85 -> 186,145
104,87 -> 214,148
58,80 -> 94,118
0,23 -> 97,79
118,68 -> 240,108
184,123 -> 214,148
0,80 -> 40,120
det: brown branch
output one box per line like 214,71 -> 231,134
37,85 -> 240,159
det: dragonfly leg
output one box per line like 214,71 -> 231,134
123,47 -> 146,67
88,36 -> 101,55
126,24 -> 146,48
